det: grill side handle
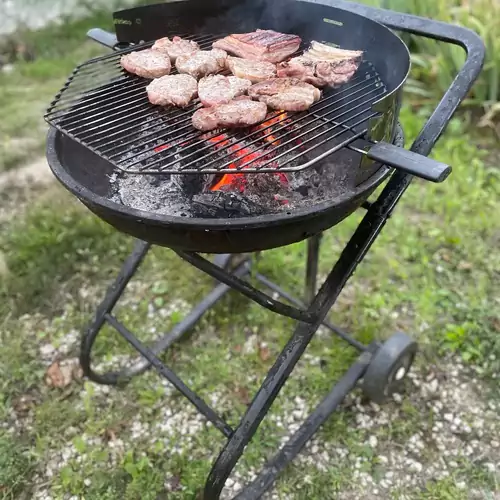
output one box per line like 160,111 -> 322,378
362,142 -> 451,183
87,28 -> 119,49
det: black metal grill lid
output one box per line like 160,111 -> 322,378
44,33 -> 387,176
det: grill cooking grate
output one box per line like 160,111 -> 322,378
45,33 -> 388,175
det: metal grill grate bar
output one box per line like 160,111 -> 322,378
45,32 -> 389,175
112,73 -> 375,169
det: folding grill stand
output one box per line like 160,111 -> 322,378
79,4 -> 484,499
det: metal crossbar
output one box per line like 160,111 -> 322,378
45,33 -> 387,175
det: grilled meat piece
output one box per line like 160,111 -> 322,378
248,78 -> 321,112
305,41 -> 363,62
227,56 -> 277,83
198,75 -> 253,107
152,36 -> 199,62
213,29 -> 301,63
146,74 -> 198,108
278,41 -> 363,87
276,57 -> 327,87
120,49 -> 171,79
175,49 -> 227,79
192,98 -> 268,131
314,58 -> 362,86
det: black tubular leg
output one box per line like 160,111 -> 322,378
255,272 -> 367,352
80,248 -> 251,386
204,212 -> 390,498
176,251 -> 315,323
233,349 -> 374,500
305,234 -> 322,304
105,313 -> 234,438
80,240 -> 151,385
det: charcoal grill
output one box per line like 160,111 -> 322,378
44,0 -> 485,498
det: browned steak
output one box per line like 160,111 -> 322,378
198,75 -> 253,107
146,74 -> 198,108
213,29 -> 301,63
227,56 -> 277,83
314,59 -> 362,86
175,49 -> 227,79
152,36 -> 200,62
276,57 -> 327,87
192,98 -> 268,131
120,49 -> 171,79
278,41 -> 363,87
248,77 -> 321,112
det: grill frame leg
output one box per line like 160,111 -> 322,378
305,233 -> 322,304
79,242 -> 252,387
80,239 -> 151,385
203,184 -> 399,498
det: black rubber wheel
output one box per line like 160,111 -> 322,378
362,332 -> 418,404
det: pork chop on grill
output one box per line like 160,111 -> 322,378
276,57 -> 327,87
198,75 -> 253,107
192,98 -> 268,131
152,36 -> 200,62
227,56 -> 277,84
248,78 -> 321,112
175,49 -> 227,79
306,41 -> 363,63
277,42 -> 363,87
120,49 -> 171,79
213,29 -> 301,63
146,74 -> 198,108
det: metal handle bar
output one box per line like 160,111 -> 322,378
356,141 -> 451,182
87,28 -> 119,49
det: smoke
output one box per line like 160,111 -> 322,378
201,0 -> 304,35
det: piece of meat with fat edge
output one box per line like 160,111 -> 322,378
146,74 -> 198,107
120,49 -> 171,79
192,97 -> 268,131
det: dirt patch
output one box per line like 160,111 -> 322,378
0,156 -> 54,221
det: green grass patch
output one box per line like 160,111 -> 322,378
361,0 -> 500,123
0,9 -> 119,171
0,433 -> 36,499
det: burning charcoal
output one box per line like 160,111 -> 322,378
295,185 -> 309,197
244,173 -> 289,196
191,192 -> 268,218
172,173 -> 211,197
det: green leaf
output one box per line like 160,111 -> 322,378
73,436 -> 87,454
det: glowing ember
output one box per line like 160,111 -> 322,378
261,112 -> 288,144
150,112 -> 292,195
154,144 -> 170,153
209,112 -> 289,192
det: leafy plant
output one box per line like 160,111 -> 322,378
362,0 -> 500,124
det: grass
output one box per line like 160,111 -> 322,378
0,104 -> 499,498
0,12 -> 115,171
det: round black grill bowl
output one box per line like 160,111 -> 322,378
46,125 -> 404,254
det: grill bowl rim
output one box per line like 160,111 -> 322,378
46,126 -> 393,232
